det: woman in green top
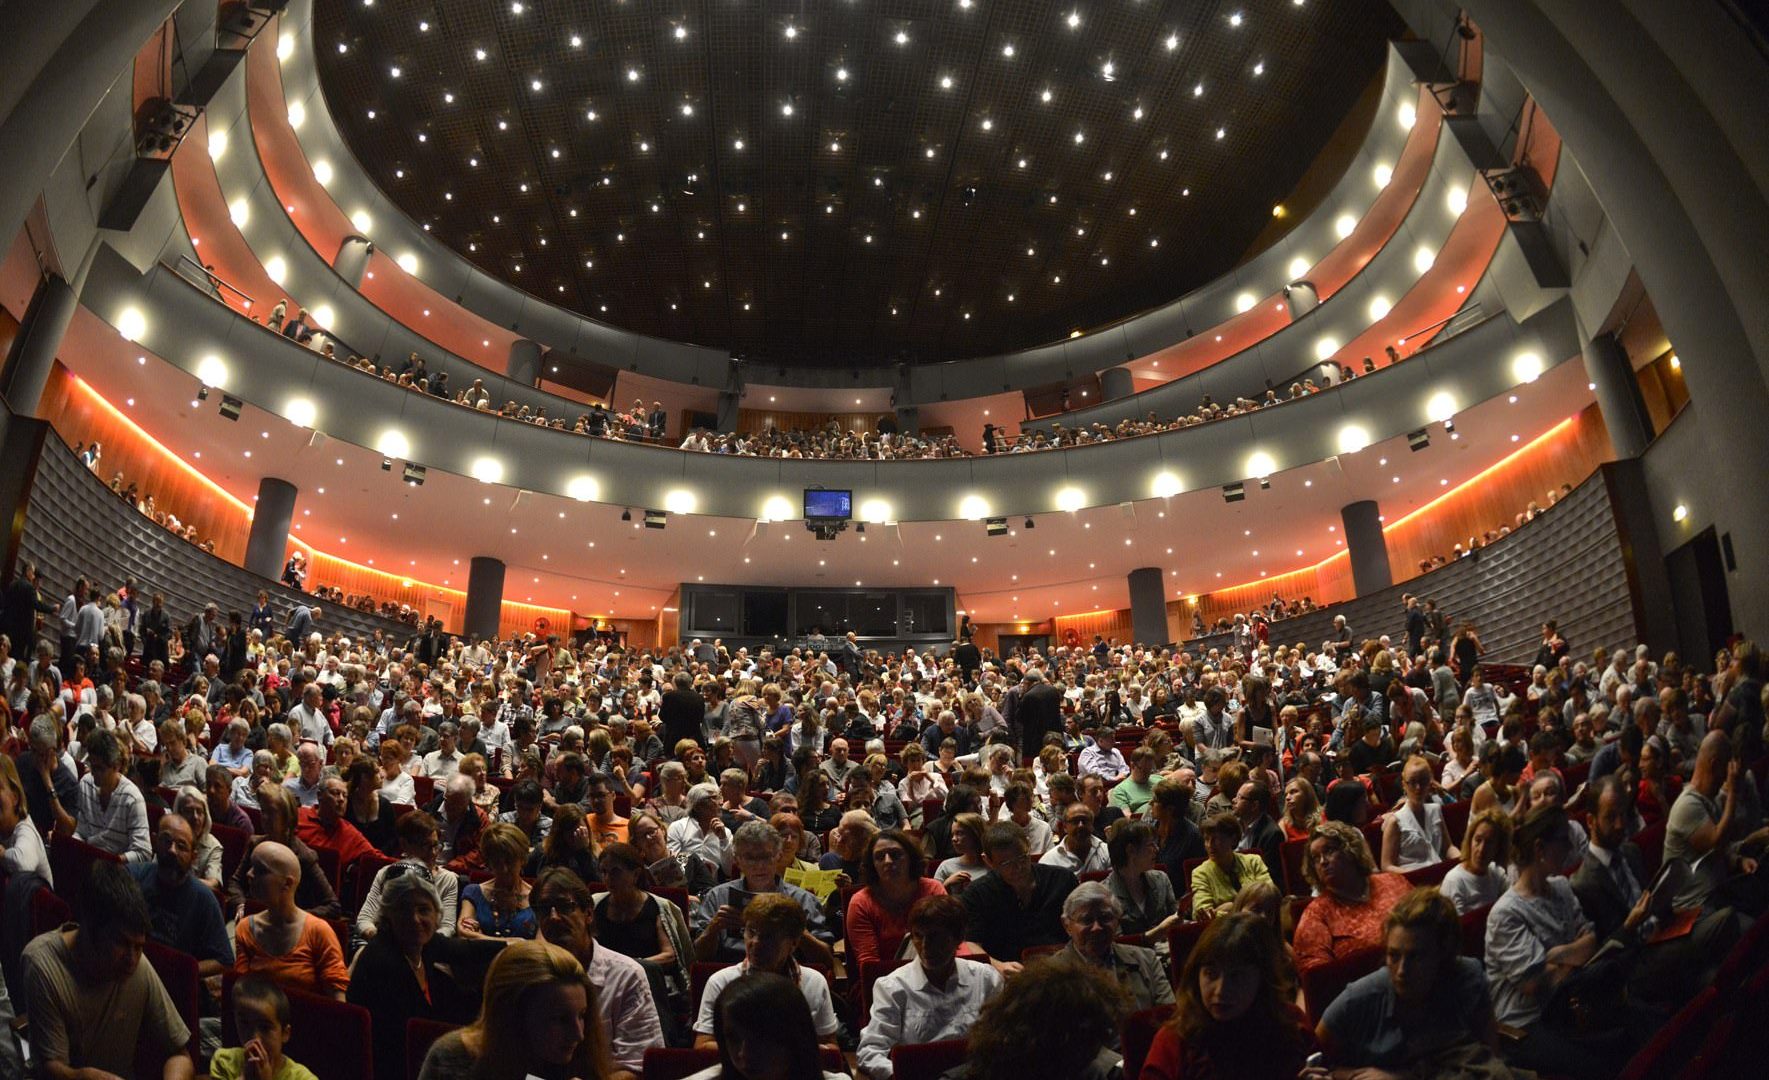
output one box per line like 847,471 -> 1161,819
210,977 -> 318,1080
1189,812 -> 1273,918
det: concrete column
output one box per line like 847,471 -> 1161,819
508,340 -> 542,386
465,557 -> 505,643
333,236 -> 373,289
894,406 -> 920,436
1582,332 -> 1653,459
0,0 -> 181,251
1,275 -> 77,416
1128,567 -> 1168,646
1100,366 -> 1135,401
1341,500 -> 1393,596
244,478 -> 297,582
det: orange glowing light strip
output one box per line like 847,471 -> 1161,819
1202,415 -> 1580,599
67,375 -> 573,621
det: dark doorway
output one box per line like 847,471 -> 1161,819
997,634 -> 1051,657
1664,527 -> 1733,671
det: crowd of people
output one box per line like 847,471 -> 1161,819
0,547 -> 1763,1079
84,448 -> 223,557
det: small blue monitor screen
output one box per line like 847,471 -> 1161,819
804,489 -> 853,520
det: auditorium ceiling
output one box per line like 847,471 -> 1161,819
311,0 -> 1403,366
67,309 -> 1595,621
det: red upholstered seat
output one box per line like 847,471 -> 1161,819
890,1040 -> 968,1080
643,1046 -> 848,1080
1401,859 -> 1454,887
1459,902 -> 1493,962
222,974 -> 375,1080
1280,836 -> 1310,895
405,1017 -> 460,1080
1168,921 -> 1206,986
1440,800 -> 1473,846
140,941 -> 201,1067
1122,1005 -> 1175,1080
1618,986 -> 1722,1080
212,822 -> 252,882
1299,947 -> 1382,1025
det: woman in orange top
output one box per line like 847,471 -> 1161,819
1292,821 -> 1412,972
1279,777 -> 1321,843
234,839 -> 350,1000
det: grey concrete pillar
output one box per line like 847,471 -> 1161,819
1100,366 -> 1134,402
895,406 -> 920,436
1,275 -> 77,416
1128,567 -> 1168,645
333,236 -> 373,289
244,478 -> 297,582
715,392 -> 740,434
1341,500 -> 1393,597
508,340 -> 542,386
0,0 -> 181,252
465,557 -> 505,643
1582,332 -> 1653,459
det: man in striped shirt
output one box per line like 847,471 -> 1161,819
48,729 -> 151,862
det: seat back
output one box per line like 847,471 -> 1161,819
405,1017 -> 461,1080
1020,943 -> 1065,964
642,1047 -> 720,1080
30,887 -> 73,937
1279,836 -> 1310,895
1299,947 -> 1382,1024
856,956 -> 911,1028
1618,986 -> 1722,1080
1633,821 -> 1668,878
212,822 -> 252,882
1459,902 -> 1493,962
48,833 -> 122,904
222,975 -> 376,1080
890,1040 -> 969,1080
1167,921 -> 1206,987
1401,859 -> 1454,887
1440,800 -> 1472,846
690,961 -> 730,1016
314,844 -> 343,894
141,941 -> 201,1064
413,775 -> 435,807
1121,1005 -> 1174,1080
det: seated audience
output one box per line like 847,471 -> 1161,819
22,862 -> 195,1080
1058,881 -> 1174,1012
961,822 -> 1078,968
417,940 -> 616,1080
667,782 -> 735,879
211,977 -> 319,1080
227,782 -> 340,920
356,809 -> 460,945
847,827 -> 947,967
129,813 -> 233,977
1281,775 -> 1322,842
1316,887 -> 1512,1077
232,840 -> 350,999
1486,805 -> 1630,1080
346,872 -> 479,1080
294,775 -> 380,870
1041,800 -> 1113,875
693,970 -> 848,1080
532,867 -> 666,1074
961,954 -> 1127,1080
458,821 -> 536,939
1148,776 -> 1206,870
692,820 -> 832,966
933,810 -> 990,891
54,728 -> 151,861
1380,755 -> 1459,871
1440,808 -> 1513,915
692,893 -> 841,1048
1191,812 -> 1273,919
1294,821 -> 1412,971
1106,819 -> 1181,938
1141,912 -> 1314,1080
857,894 -> 1003,1078
0,754 -> 52,886
172,785 -> 223,890
342,758 -> 401,857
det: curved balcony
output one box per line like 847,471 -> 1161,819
252,0 -> 1439,396
84,235 -> 1583,524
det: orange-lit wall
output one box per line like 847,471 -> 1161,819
733,409 -> 893,437
37,366 -> 571,641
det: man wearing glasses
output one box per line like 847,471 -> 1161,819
960,823 -> 1078,973
1040,804 -> 1112,875
532,867 -> 664,1073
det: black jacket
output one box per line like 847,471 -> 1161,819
2,577 -> 53,654
1017,683 -> 1065,756
1569,842 -> 1648,940
659,687 -> 707,749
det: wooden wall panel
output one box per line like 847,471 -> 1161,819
1053,609 -> 1135,646
734,409 -> 891,437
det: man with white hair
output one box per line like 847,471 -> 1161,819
122,693 -> 156,755
1058,881 -> 1173,1013
437,773 -> 487,873
666,782 -> 734,878
283,744 -> 326,807
288,682 -> 333,747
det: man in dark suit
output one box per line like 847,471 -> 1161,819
1016,669 -> 1064,759
646,401 -> 667,440
1574,774 -> 1737,1005
659,670 -> 706,750
2,562 -> 54,656
286,602 -> 316,644
1233,779 -> 1284,884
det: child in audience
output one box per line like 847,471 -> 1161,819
210,976 -> 319,1080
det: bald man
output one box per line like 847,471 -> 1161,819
1664,731 -> 1766,911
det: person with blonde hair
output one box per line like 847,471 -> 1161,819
0,753 -> 51,885
1441,808 -> 1513,914
1294,821 -> 1411,972
417,939 -> 615,1080
1380,755 -> 1459,872
459,822 -> 536,939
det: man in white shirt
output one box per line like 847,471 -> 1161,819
422,722 -> 463,779
1039,803 -> 1113,875
287,683 -> 333,748
1077,728 -> 1129,782
282,744 -> 326,808
693,893 -> 840,1049
667,783 -> 735,878
858,894 -> 1002,1078
533,868 -> 665,1070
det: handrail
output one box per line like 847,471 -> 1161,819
174,254 -> 258,310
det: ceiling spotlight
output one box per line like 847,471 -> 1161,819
674,25 -> 687,40
380,458 -> 393,472
1024,518 -> 1035,529
836,67 -> 849,81
1407,428 -> 1431,452
1101,61 -> 1115,80
644,510 -> 668,530
1222,482 -> 1246,503
1002,42 -> 1016,58
784,25 -> 798,39
627,68 -> 640,82
896,30 -> 909,45
620,509 -> 632,522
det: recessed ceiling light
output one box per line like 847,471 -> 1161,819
941,75 -> 954,89
1018,158 -> 1028,168
980,118 -> 992,131
782,102 -> 794,116
895,30 -> 909,45
1074,131 -> 1085,143
733,138 -> 744,150
1102,61 -> 1115,78
1216,127 -> 1226,139
474,48 -> 487,61
836,67 -> 849,81
784,25 -> 798,39
681,103 -> 694,116
1002,42 -> 1016,57
1229,11 -> 1244,26
570,34 -> 582,47
389,66 -> 401,78
627,68 -> 640,82
1193,82 -> 1204,97
675,25 -> 687,40
1166,33 -> 1180,50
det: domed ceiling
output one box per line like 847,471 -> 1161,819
314,0 -> 1403,366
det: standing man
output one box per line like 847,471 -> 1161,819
2,562 -> 54,657
1017,670 -> 1064,760
659,671 -> 706,750
56,577 -> 87,672
1403,595 -> 1426,660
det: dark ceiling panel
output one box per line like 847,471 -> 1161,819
315,0 -> 1402,367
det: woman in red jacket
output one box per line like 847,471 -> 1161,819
844,828 -> 945,967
